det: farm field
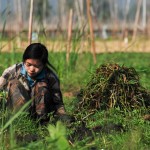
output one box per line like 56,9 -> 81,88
1,0 -> 150,149
0,51 -> 150,149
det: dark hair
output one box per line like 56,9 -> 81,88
23,43 -> 56,71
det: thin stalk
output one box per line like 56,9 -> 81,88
11,41 -> 15,64
10,123 -> 16,149
28,0 -> 34,45
66,9 -> 73,64
86,0 -> 96,64
132,0 -> 142,41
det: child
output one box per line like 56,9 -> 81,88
0,43 -> 72,123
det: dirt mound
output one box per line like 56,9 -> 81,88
77,63 -> 150,111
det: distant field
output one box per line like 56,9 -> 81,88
1,38 -> 150,53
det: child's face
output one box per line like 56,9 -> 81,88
24,59 -> 44,78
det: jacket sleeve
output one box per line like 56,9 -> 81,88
0,64 -> 17,90
48,72 -> 66,114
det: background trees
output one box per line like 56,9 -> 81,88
0,0 -> 149,38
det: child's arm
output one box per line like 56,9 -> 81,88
0,64 -> 17,90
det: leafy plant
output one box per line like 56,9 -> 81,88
46,121 -> 70,150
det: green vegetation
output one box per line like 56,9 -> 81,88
0,51 -> 150,149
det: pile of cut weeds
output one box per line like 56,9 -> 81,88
77,63 -> 150,111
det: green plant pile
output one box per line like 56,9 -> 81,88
78,63 -> 150,111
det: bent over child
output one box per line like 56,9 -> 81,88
0,43 -> 70,123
